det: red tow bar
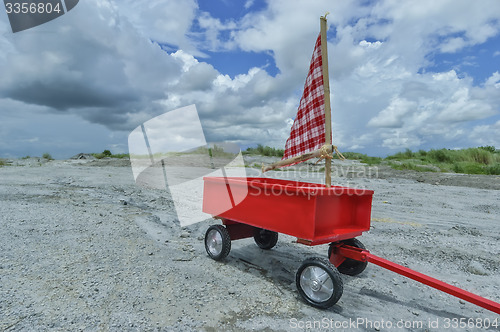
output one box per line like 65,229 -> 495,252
330,243 -> 500,315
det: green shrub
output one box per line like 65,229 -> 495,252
342,152 -> 366,159
479,146 -> 496,153
485,163 -> 500,175
452,162 -> 486,174
389,161 -> 438,172
333,152 -> 381,165
464,148 -> 492,165
245,145 -> 284,157
92,149 -> 115,159
110,153 -> 130,159
360,156 -> 382,165
42,153 -> 53,160
427,149 -> 452,163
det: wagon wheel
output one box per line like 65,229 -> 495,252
205,225 -> 231,261
328,238 -> 368,276
253,228 -> 278,249
296,257 -> 343,309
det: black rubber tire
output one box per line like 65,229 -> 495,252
296,257 -> 343,309
205,225 -> 231,261
328,238 -> 368,276
253,228 -> 278,249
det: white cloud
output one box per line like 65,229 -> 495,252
368,98 -> 417,128
381,130 -> 422,150
485,71 -> 500,88
359,40 -> 383,50
196,11 -> 237,51
440,37 -> 467,53
244,0 -> 255,10
112,0 -> 200,54
469,120 -> 500,147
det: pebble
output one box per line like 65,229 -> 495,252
467,261 -> 488,276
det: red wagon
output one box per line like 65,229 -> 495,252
202,176 -> 500,313
202,176 -> 372,308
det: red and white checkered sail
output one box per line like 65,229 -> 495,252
282,33 -> 330,161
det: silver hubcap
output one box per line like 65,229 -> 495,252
206,229 -> 223,256
300,266 -> 334,302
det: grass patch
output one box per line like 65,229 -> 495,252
384,146 -> 500,174
92,150 -> 130,159
244,144 -> 284,157
486,163 -> 500,175
239,144 -> 499,176
342,152 -> 382,165
343,146 -> 499,175
388,161 -> 438,172
193,145 -> 237,158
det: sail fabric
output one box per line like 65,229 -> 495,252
282,33 -> 328,161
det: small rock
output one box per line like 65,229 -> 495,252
180,231 -> 190,238
120,199 -> 127,205
467,261 -> 488,276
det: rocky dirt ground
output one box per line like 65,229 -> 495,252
0,157 -> 499,331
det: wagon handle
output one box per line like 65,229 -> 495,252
331,243 -> 500,315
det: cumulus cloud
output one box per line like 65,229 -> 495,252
368,98 -> 417,128
111,0 -> 200,54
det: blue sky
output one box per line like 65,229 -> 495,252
0,0 -> 499,159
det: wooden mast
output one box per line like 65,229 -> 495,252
320,13 -> 332,187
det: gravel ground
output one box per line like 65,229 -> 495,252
1,158 -> 499,331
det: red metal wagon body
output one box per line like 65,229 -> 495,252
202,176 -> 373,245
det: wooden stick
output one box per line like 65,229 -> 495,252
262,145 -> 333,173
320,14 -> 332,187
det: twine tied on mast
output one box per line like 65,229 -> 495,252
315,144 -> 346,164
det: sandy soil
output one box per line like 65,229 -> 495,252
1,157 -> 499,331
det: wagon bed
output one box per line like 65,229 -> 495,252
202,176 -> 374,245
